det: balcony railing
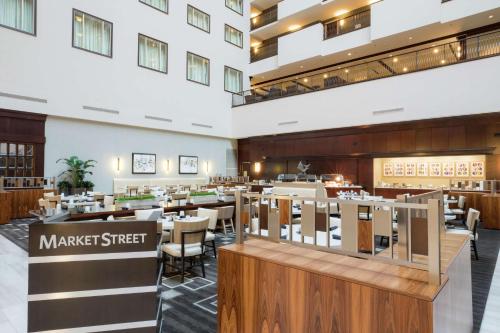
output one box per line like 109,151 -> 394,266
324,9 -> 371,39
250,39 -> 278,63
251,5 -> 278,30
233,30 -> 500,107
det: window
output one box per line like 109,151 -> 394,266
138,34 -> 168,73
0,0 -> 36,34
139,0 -> 168,13
224,66 -> 243,93
72,9 -> 112,57
226,0 -> 243,15
187,5 -> 209,33
187,52 -> 209,86
225,24 -> 243,48
0,142 -> 34,177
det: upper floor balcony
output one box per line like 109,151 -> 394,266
251,5 -> 278,31
236,30 -> 500,107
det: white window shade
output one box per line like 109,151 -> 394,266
139,35 -> 168,73
0,0 -> 35,34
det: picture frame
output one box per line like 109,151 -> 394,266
132,153 -> 156,174
393,162 -> 404,177
179,155 -> 198,174
430,162 -> 441,177
443,162 -> 455,177
417,162 -> 428,177
456,161 -> 469,177
383,163 -> 393,177
471,161 -> 484,177
405,162 -> 416,177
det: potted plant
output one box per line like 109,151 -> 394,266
57,180 -> 72,195
57,156 -> 97,195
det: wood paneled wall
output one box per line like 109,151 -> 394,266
238,113 -> 500,192
0,109 -> 47,176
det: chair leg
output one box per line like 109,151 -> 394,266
223,219 -> 227,235
472,240 -> 479,260
230,218 -> 235,233
180,257 -> 185,283
200,255 -> 206,278
212,240 -> 217,258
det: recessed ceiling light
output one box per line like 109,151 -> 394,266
403,67 -> 408,72
288,24 -> 301,31
489,15 -> 494,19
393,57 -> 398,63
323,74 -> 328,78
440,59 -> 446,64
409,36 -> 413,40
433,48 -> 439,54
334,9 -> 348,17
303,78 -> 309,83
347,52 -> 352,56
344,69 -> 349,73
300,65 -> 304,69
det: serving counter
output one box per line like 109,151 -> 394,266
218,233 -> 472,333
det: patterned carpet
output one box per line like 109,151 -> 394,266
0,220 -> 498,333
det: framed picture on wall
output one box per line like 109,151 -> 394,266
417,162 -> 428,177
471,161 -> 484,177
383,163 -> 393,176
405,162 -> 416,176
393,162 -> 404,177
179,155 -> 198,174
443,162 -> 455,177
132,153 -> 156,174
430,162 -> 441,177
456,162 -> 469,177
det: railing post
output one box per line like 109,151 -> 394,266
235,190 -> 244,245
427,199 -> 441,285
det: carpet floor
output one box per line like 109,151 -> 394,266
1,220 -> 498,333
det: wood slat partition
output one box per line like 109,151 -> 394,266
0,191 -> 13,224
9,188 -> 56,219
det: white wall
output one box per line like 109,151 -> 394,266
278,0 -> 318,20
0,0 -> 250,138
232,56 -> 500,138
278,23 -> 323,66
45,116 -> 237,194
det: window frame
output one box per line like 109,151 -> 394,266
186,4 -> 210,34
138,0 -> 169,14
0,0 -> 37,36
0,142 -> 35,177
224,24 -> 243,49
71,8 -> 113,58
225,0 -> 243,16
137,33 -> 168,74
186,51 -> 210,86
224,65 -> 243,93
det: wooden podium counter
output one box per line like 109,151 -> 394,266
218,234 -> 471,333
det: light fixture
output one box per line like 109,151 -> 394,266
489,15 -> 494,19
339,19 -> 345,27
403,67 -> 408,72
164,160 -> 171,173
303,78 -> 309,83
254,162 -> 262,173
440,59 -> 446,64
392,57 -> 398,63
409,36 -> 413,40
250,41 -> 261,47
300,65 -> 304,68
252,17 -> 258,24
323,74 -> 328,78
433,48 -> 439,54
344,69 -> 349,73
115,157 -> 121,172
457,52 -> 462,58
205,161 -> 209,174
288,24 -> 301,31
347,52 -> 352,56
457,46 -> 461,51
75,16 -> 82,22
334,9 -> 348,17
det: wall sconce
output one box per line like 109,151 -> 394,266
115,157 -> 121,172
254,162 -> 262,173
205,161 -> 209,174
164,160 -> 171,173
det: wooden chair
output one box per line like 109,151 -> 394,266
198,208 -> 219,257
451,195 -> 467,223
161,218 -> 209,283
216,206 -> 235,235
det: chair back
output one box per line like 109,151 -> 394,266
46,195 -> 61,208
458,195 -> 466,209
198,208 -> 218,230
465,208 -> 480,231
173,218 -> 209,245
216,206 -> 235,220
373,206 -> 392,237
134,208 -> 163,220
43,192 -> 55,198
38,198 -> 50,210
172,193 -> 187,200
104,195 -> 114,206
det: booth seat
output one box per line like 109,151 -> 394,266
113,178 -> 209,194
